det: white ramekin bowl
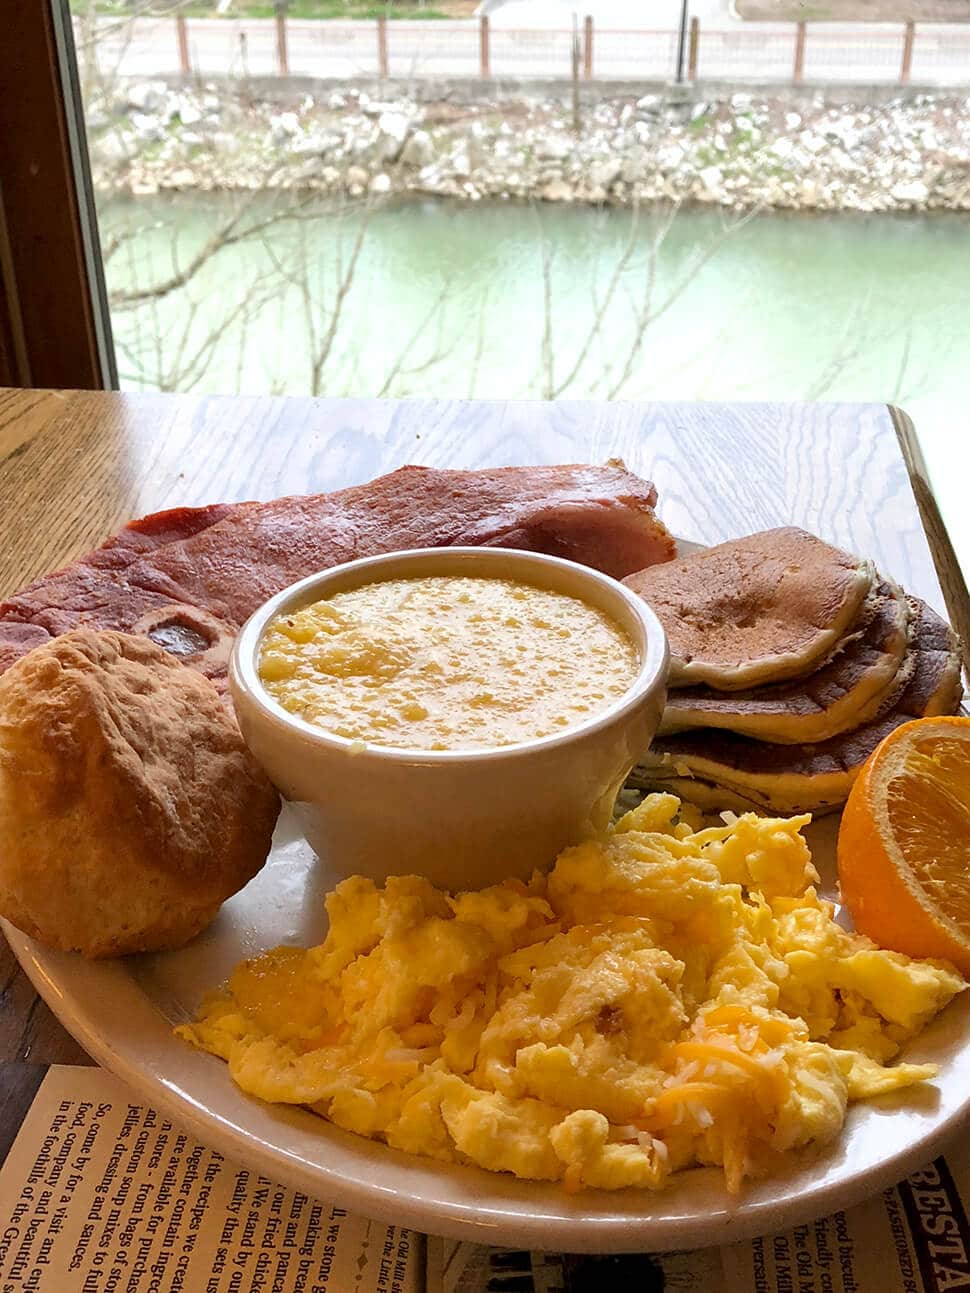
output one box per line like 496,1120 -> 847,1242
230,547 -> 668,890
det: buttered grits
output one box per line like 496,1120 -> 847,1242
178,794 -> 964,1193
257,575 -> 639,751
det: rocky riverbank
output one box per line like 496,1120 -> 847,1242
88,79 -> 970,212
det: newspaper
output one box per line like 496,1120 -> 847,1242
0,1067 -> 420,1293
1,1066 -> 969,1293
429,1149 -> 970,1292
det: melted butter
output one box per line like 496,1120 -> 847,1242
258,575 -> 638,750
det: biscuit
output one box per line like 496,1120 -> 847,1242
0,629 -> 281,957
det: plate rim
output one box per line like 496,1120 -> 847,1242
8,533 -> 970,1255
8,907 -> 970,1254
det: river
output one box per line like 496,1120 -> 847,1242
99,194 -> 970,439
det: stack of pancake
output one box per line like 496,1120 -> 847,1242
625,528 -> 963,814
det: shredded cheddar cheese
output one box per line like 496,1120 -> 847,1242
178,793 -> 964,1193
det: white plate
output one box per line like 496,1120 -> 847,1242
7,805 -> 970,1255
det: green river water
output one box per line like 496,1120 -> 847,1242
100,194 -> 970,435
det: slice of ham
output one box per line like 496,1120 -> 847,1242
0,463 -> 675,687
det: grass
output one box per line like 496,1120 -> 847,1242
71,1 -> 469,16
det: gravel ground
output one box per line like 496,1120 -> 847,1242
737,0 -> 970,19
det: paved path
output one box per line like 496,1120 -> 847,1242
80,14 -> 970,85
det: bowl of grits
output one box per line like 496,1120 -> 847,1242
230,547 -> 668,888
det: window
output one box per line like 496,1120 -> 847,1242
5,0 -> 968,435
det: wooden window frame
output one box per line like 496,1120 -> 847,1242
0,2 -> 116,389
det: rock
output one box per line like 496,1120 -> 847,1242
351,129 -> 377,158
541,179 -> 573,202
830,147 -> 859,174
621,149 -> 652,183
534,133 -> 572,161
293,157 -> 323,182
212,132 -> 241,156
466,138 -> 492,171
937,151 -> 970,172
96,132 -> 135,165
269,112 -> 301,146
125,80 -> 168,113
377,109 -> 410,158
891,179 -> 930,203
94,84 -> 970,218
361,100 -> 397,117
655,143 -> 684,170
698,164 -> 723,193
400,129 -> 435,168
131,113 -> 164,142
589,157 -> 622,188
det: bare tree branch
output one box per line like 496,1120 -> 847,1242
108,191 -> 321,308
377,284 -> 449,398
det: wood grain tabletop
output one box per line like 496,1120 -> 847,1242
0,386 -> 965,1084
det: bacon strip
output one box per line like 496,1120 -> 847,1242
0,463 -> 674,686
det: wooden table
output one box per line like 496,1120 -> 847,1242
0,387 -> 966,1153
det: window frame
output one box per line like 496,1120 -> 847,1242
0,2 -> 116,389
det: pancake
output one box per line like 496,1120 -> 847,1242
623,528 -> 874,690
626,774 -> 768,817
635,597 -> 963,815
659,579 -> 911,744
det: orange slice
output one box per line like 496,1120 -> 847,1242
838,715 -> 970,973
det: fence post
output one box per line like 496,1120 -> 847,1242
688,16 -> 700,81
583,15 -> 593,79
793,20 -> 806,84
900,20 -> 915,84
479,15 -> 490,78
176,14 -> 190,74
275,4 -> 289,76
377,14 -> 388,77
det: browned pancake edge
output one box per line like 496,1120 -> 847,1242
624,527 -> 874,691
659,579 -> 911,744
637,597 -> 963,813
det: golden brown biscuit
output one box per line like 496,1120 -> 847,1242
0,629 -> 280,957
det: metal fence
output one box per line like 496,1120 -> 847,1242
80,14 -> 970,87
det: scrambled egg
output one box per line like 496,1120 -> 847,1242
177,795 -> 964,1192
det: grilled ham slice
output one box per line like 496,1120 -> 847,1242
0,462 -> 675,689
